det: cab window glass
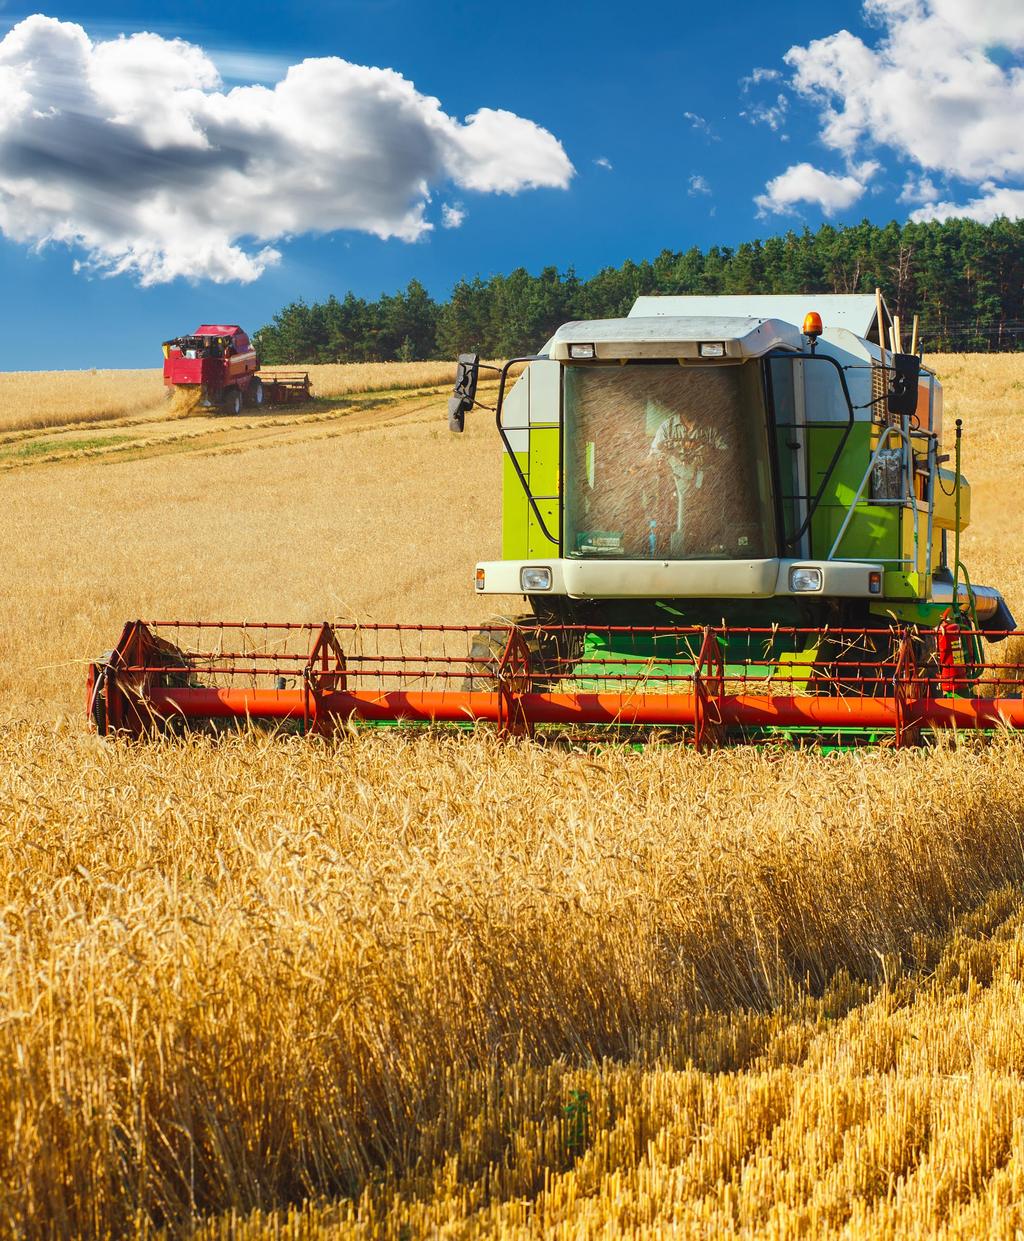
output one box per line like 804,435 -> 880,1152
563,362 -> 776,560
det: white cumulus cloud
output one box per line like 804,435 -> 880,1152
898,174 -> 941,205
755,162 -> 871,217
777,0 -> 1024,215
441,203 -> 465,228
750,1 -> 1024,223
0,14 -> 574,284
910,182 -> 1024,223
688,174 -> 711,196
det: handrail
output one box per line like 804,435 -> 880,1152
765,350 -> 858,551
827,423 -> 928,565
493,355 -> 560,548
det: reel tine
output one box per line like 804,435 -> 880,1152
88,622 -> 1024,743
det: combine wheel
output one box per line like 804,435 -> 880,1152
224,387 -> 243,416
462,618 -> 569,691
88,651 -> 114,734
463,627 -> 507,691
249,378 -> 264,408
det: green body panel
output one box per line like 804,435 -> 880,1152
806,421 -> 926,600
882,567 -> 925,599
570,627 -> 809,690
527,425 -> 560,556
806,423 -> 895,560
869,599 -> 948,625
501,434 -> 559,558
502,453 -> 530,560
500,363 -> 560,558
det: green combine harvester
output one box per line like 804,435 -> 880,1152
90,293 -> 1022,746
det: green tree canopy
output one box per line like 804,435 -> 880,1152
255,217 -> 1024,364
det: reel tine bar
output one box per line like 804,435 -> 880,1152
88,620 -> 1024,744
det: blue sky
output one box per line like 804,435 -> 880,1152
1,0 -> 1022,369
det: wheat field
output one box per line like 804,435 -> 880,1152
0,361 -> 458,433
1,355 -> 1024,1237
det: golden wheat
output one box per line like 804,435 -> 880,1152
0,362 -> 458,433
2,727 -> 1024,1236
0,367 -> 166,431
1,355 -> 1023,1237
296,360 -> 464,399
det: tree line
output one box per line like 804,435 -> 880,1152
253,216 -> 1024,364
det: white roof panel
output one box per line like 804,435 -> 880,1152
547,315 -> 803,361
629,294 -> 885,338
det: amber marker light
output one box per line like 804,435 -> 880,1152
803,311 -> 823,340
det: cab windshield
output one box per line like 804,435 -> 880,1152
563,362 -> 776,559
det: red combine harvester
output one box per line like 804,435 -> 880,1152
162,324 -> 312,413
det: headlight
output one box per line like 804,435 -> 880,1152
789,566 -> 823,592
699,342 -> 726,357
520,566 -> 552,591
569,343 -> 595,359
475,568 -> 485,591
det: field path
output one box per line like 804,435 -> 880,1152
0,384 -> 464,471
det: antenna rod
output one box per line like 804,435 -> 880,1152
953,418 -> 963,608
875,286 -> 887,369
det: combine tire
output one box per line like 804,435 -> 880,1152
462,619 -> 579,691
249,378 -> 264,408
224,387 -> 242,416
88,652 -> 114,734
463,627 -> 512,691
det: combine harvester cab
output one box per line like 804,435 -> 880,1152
162,324 -> 311,414
96,294 -> 1022,746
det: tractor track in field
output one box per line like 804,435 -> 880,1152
0,382 -> 469,472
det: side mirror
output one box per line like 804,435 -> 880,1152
888,352 -> 921,419
448,395 -> 469,432
448,353 -> 480,433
